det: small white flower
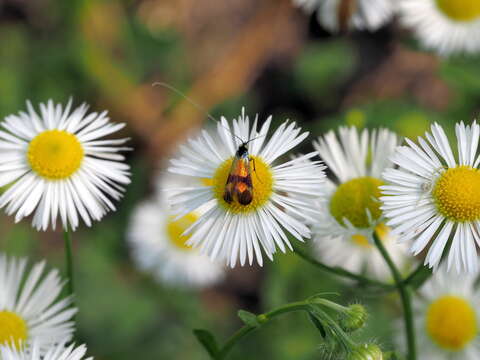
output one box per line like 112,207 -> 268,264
397,263 -> 480,359
311,127 -> 411,280
0,99 -> 131,231
314,223 -> 411,281
0,342 -> 92,360
293,0 -> 395,32
381,121 -> 480,273
168,108 -> 326,267
399,0 -> 480,55
0,254 -> 76,354
127,173 -> 225,288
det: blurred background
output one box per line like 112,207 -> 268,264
1,0 -> 480,358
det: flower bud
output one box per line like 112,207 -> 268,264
340,304 -> 367,332
347,344 -> 383,360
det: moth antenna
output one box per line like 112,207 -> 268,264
245,134 -> 266,145
152,81 -> 245,144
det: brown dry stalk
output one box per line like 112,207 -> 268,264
78,0 -> 297,160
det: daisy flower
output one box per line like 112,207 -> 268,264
399,0 -> 480,55
0,254 -> 77,353
397,263 -> 480,359
381,121 -> 480,273
0,342 -> 92,360
311,126 -> 411,279
0,99 -> 131,231
127,173 -> 225,288
168,108 -> 325,267
293,0 -> 395,33
313,223 -> 411,281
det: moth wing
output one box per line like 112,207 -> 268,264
223,157 -> 253,205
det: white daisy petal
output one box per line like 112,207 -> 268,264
168,108 -> 325,266
293,0 -> 394,32
128,173 -> 225,288
399,0 -> 480,55
0,99 -> 130,231
0,342 -> 93,360
312,126 -> 412,282
396,263 -> 480,359
0,255 -> 76,355
382,121 -> 480,274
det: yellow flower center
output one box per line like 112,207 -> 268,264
351,224 -> 390,248
432,166 -> 480,222
351,234 -> 371,248
166,213 -> 198,251
426,295 -> 477,351
27,130 -> 84,180
0,311 -> 28,348
330,177 -> 384,228
212,156 -> 274,214
436,0 -> 480,21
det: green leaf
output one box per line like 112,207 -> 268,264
193,329 -> 219,359
307,312 -> 326,338
238,310 -> 261,328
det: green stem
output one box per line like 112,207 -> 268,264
373,233 -> 415,360
292,243 -> 394,290
216,301 -> 309,359
63,229 -> 74,298
217,326 -> 256,359
402,262 -> 432,289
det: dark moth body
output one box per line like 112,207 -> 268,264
223,144 -> 254,206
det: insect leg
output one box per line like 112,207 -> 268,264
250,156 -> 263,184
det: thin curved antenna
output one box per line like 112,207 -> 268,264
152,82 -> 245,144
245,134 -> 265,145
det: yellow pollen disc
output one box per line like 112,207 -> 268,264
351,234 -> 371,248
212,155 -> 274,214
201,178 -> 214,186
432,166 -> 480,222
27,130 -> 84,180
426,295 -> 477,351
166,213 -> 198,251
375,223 -> 390,239
0,311 -> 28,348
436,0 -> 480,21
330,177 -> 384,228
351,224 -> 391,249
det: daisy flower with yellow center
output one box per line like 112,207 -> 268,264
399,0 -> 480,55
127,173 -> 225,288
168,108 -> 325,267
0,254 -> 77,354
381,121 -> 480,273
311,126 -> 411,280
0,99 -> 130,231
293,0 -> 395,32
0,342 -> 93,360
397,264 -> 480,359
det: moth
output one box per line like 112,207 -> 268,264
223,141 -> 256,206
149,83 -> 263,207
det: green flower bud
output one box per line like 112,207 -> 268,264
257,314 -> 268,324
340,304 -> 368,332
347,344 -> 383,360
